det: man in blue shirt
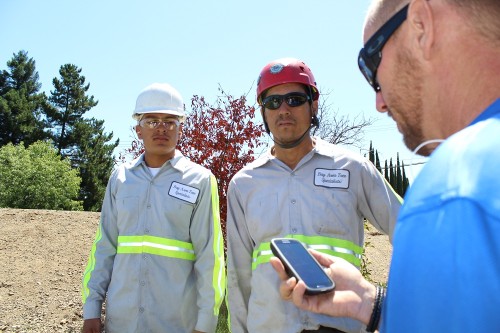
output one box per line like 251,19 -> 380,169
272,0 -> 500,332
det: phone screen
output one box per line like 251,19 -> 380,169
271,238 -> 335,294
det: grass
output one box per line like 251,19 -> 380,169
216,300 -> 230,333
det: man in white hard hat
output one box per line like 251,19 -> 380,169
81,83 -> 225,333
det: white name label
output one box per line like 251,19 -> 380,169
314,169 -> 350,189
168,182 -> 200,204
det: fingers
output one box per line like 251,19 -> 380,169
269,257 -> 288,281
270,257 -> 298,301
309,249 -> 335,267
291,279 -> 308,308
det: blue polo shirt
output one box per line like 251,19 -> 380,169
382,99 -> 500,332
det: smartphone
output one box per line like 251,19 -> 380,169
271,238 -> 335,295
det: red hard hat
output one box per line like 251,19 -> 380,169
256,58 -> 319,103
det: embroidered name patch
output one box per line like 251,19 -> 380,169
314,169 -> 350,189
168,182 -> 200,204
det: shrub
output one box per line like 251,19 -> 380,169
0,141 -> 83,210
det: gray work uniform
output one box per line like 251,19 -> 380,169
82,151 -> 225,333
226,138 -> 401,333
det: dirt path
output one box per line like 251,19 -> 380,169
0,208 -> 392,332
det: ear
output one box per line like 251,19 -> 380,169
177,125 -> 183,141
408,0 -> 435,60
261,107 -> 271,134
312,100 -> 319,117
135,125 -> 143,140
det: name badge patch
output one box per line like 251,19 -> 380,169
314,169 -> 350,189
169,182 -> 200,204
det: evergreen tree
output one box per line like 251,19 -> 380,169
375,150 -> 382,173
72,118 -> 118,211
396,153 -> 403,195
389,158 -> 395,187
45,64 -> 117,211
0,51 -> 47,147
365,143 -> 409,197
369,141 -> 375,162
44,64 -> 98,155
402,163 -> 410,195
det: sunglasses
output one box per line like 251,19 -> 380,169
261,92 -> 310,110
139,118 -> 180,130
358,4 -> 408,92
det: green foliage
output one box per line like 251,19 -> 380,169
1,52 -> 118,212
0,50 -> 48,147
0,141 -> 83,210
368,141 -> 409,197
72,118 -> 118,211
44,63 -> 116,211
216,301 -> 230,333
44,63 -> 98,155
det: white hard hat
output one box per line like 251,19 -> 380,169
132,83 -> 186,122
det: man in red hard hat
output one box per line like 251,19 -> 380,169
226,58 -> 402,333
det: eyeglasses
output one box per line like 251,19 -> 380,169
261,92 -> 310,110
358,4 -> 408,92
139,118 -> 180,130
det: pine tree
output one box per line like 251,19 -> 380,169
44,64 -> 98,155
45,64 -> 117,211
72,118 -> 118,211
0,50 -> 47,147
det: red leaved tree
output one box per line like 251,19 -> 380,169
119,86 -> 266,240
179,87 -> 266,228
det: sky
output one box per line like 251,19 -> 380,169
1,0 -> 428,182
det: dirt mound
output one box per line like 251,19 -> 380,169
0,208 -> 392,332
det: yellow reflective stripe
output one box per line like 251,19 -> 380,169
210,174 -> 225,316
117,235 -> 195,261
251,242 -> 273,270
252,235 -> 363,269
81,223 -> 102,304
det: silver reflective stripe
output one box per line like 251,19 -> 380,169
252,249 -> 273,263
308,244 -> 362,259
119,241 -> 195,255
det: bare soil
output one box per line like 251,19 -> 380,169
0,208 -> 392,332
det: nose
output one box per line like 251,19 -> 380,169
375,91 -> 389,113
277,101 -> 291,115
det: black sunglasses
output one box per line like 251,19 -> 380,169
262,92 -> 311,110
358,4 -> 409,92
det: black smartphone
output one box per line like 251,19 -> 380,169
270,238 -> 335,295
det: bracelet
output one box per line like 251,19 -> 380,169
366,285 -> 386,332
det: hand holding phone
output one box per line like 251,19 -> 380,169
271,238 -> 335,295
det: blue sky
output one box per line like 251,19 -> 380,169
1,0 -> 427,181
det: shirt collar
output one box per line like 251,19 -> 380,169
469,98 -> 500,126
252,137 -> 332,169
129,150 -> 186,172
